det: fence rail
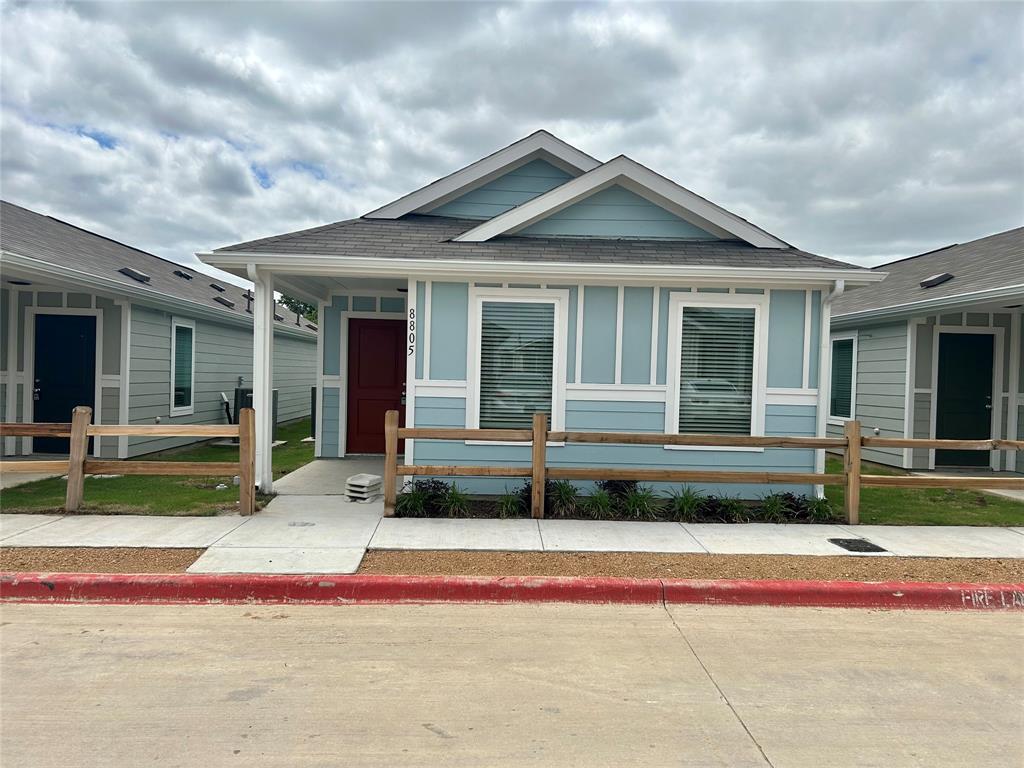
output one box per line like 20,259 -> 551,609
0,406 -> 256,515
382,411 -> 1024,523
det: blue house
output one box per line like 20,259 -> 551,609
200,131 -> 882,496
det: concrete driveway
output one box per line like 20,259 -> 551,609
1,603 -> 1020,767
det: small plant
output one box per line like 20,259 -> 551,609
516,479 -> 556,515
439,483 -> 471,517
495,490 -> 525,519
757,493 -> 789,524
667,486 -> 705,523
621,485 -> 661,521
595,479 -> 638,501
584,488 -> 614,519
394,479 -> 449,517
807,494 -> 838,523
549,480 -> 580,518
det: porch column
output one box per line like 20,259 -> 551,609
249,265 -> 275,493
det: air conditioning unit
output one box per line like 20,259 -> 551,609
233,387 -> 279,441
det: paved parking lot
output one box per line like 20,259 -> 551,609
1,602 -> 1020,767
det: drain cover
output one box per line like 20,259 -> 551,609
287,521 -> 316,528
828,537 -> 887,553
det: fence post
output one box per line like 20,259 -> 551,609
64,406 -> 92,512
238,408 -> 256,515
383,409 -> 399,517
531,412 -> 547,519
843,419 -> 861,525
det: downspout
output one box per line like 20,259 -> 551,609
814,279 -> 845,498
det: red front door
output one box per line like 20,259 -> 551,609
346,318 -> 406,454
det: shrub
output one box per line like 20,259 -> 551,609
595,479 -> 638,501
495,491 -> 525,519
667,486 -> 705,523
516,479 -> 555,515
394,478 -> 450,517
621,485 -> 661,521
807,495 -> 838,523
549,480 -> 580,518
584,488 -> 614,519
440,483 -> 471,517
757,493 -> 789,524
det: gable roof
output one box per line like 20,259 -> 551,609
453,155 -> 790,248
832,227 -> 1024,323
363,130 -> 600,220
0,201 -> 317,336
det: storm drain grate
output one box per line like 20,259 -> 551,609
828,537 -> 887,553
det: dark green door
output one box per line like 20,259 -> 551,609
935,333 -> 993,467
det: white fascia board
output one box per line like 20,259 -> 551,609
832,283 -> 1024,327
1,250 -> 315,341
453,155 -> 791,249
198,250 -> 887,288
363,131 -> 601,220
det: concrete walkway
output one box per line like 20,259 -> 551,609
3,497 -> 1023,574
2,603 -> 1020,767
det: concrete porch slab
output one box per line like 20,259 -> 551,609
834,525 -> 1024,558
682,523 -> 888,556
273,458 -> 390,496
0,514 -> 248,548
371,518 -> 543,551
0,514 -> 62,541
539,520 -> 705,553
187,546 -> 365,574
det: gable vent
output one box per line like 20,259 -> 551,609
173,269 -> 193,280
920,272 -> 954,289
213,295 -> 235,309
210,282 -> 226,292
118,267 -> 151,283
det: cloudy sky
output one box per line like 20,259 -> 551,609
2,1 -> 1021,278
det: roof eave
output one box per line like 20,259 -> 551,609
832,283 -> 1024,327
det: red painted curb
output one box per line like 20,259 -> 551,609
2,572 -> 1022,610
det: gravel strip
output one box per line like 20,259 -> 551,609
360,550 -> 1024,583
0,547 -> 203,574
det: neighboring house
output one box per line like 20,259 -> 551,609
828,228 -> 1024,473
0,201 -> 317,459
199,130 -> 882,495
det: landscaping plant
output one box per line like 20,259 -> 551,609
666,486 -> 705,523
584,488 -> 615,519
549,480 -> 580,518
440,483 -> 471,517
621,485 -> 662,521
495,491 -> 525,519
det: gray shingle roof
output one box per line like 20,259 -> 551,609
832,227 -> 1024,318
214,214 -> 861,270
1,201 -> 316,335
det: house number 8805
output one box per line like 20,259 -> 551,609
407,308 -> 416,356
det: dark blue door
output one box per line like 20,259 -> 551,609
33,314 -> 96,454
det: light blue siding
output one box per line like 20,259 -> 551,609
413,396 -> 465,427
767,290 -> 806,388
322,296 -> 346,376
429,282 -> 468,379
581,286 -> 617,383
380,296 -> 405,314
352,296 -> 376,312
415,282 -> 425,379
621,287 -> 653,384
656,287 -> 670,384
320,387 -> 341,456
517,185 -> 718,239
808,290 -> 821,387
428,159 -> 572,220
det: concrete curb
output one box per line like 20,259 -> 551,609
2,572 -> 1023,610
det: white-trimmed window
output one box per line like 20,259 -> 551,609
468,287 -> 568,431
666,293 -> 767,442
170,318 -> 196,416
829,333 -> 857,421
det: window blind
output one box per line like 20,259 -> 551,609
678,306 -> 755,435
830,338 -> 854,418
173,325 -> 193,408
479,301 -> 554,429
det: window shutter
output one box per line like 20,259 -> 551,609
479,301 -> 554,429
678,306 -> 755,435
173,326 -> 193,408
830,338 -> 854,418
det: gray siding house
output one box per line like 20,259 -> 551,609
0,201 -> 317,459
827,228 -> 1023,472
199,131 -> 882,496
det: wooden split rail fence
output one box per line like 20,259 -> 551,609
382,411 -> 1024,523
0,406 -> 256,515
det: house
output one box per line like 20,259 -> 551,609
828,228 -> 1024,473
0,200 -> 317,459
199,130 -> 883,495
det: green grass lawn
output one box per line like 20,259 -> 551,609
0,418 -> 314,516
824,456 -> 1024,526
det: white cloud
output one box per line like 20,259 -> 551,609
1,0 -> 1021,271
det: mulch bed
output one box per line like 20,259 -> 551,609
359,550 -> 1024,583
0,547 -> 203,573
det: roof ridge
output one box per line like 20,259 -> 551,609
872,226 -> 1024,269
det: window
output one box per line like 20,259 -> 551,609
470,288 -> 567,431
829,335 -> 856,420
170,319 -> 195,416
667,294 -> 766,440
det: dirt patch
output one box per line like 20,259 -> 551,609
359,550 -> 1024,583
0,547 -> 203,573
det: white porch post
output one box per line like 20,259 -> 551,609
248,265 -> 275,493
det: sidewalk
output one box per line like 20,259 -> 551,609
3,496 -> 1023,574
